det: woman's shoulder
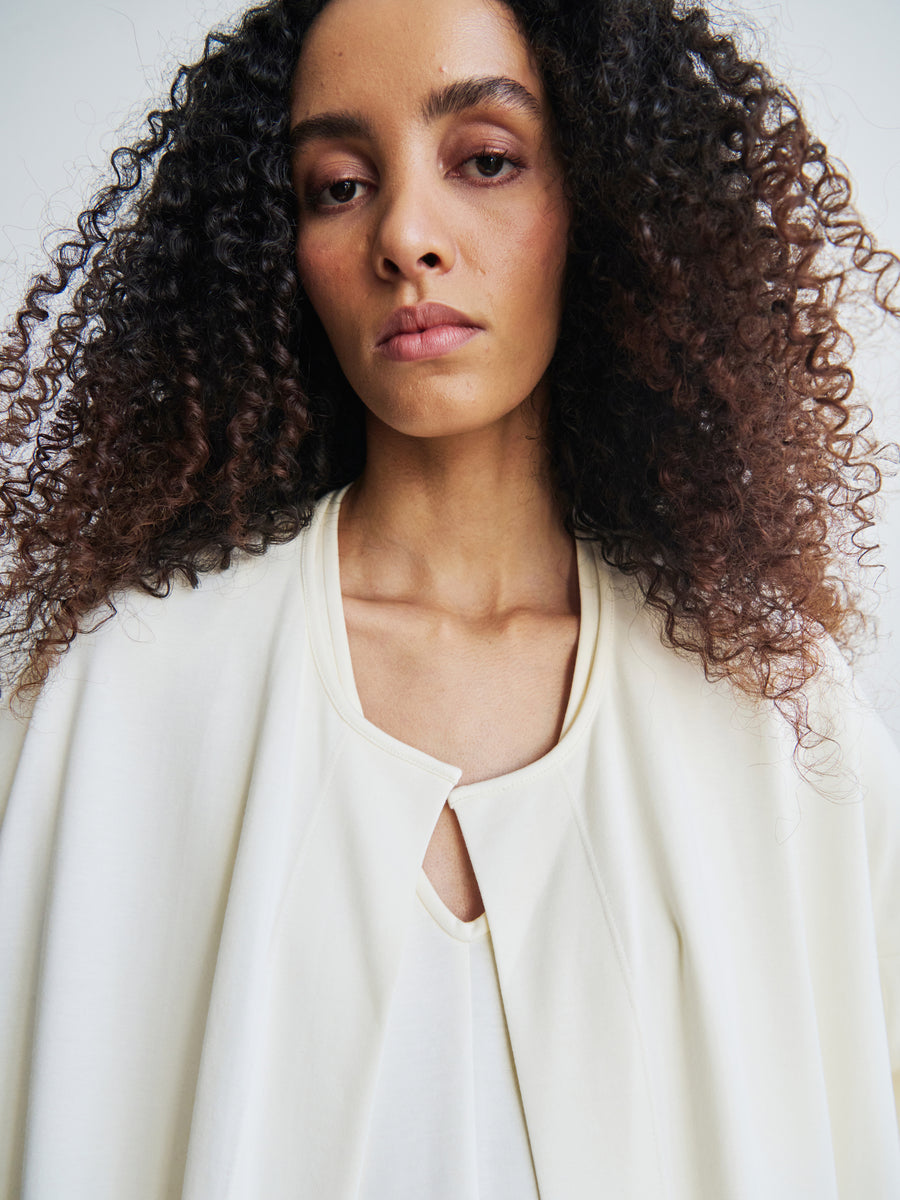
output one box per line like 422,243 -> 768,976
0,525 -> 321,821
69,535 -> 307,673
587,542 -> 900,787
3,520 -> 321,743
108,534 -> 306,640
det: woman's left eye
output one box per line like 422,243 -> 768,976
457,153 -> 523,181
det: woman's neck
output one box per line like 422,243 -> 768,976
338,401 -> 575,620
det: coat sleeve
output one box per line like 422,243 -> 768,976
858,705 -> 900,1125
0,686 -> 56,1197
0,692 -> 31,825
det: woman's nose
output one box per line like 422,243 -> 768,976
372,177 -> 456,282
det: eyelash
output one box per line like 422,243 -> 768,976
304,148 -> 527,213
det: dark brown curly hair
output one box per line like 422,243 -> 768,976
1,0 -> 897,748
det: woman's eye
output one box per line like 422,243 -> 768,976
310,178 -> 370,209
459,153 -> 521,181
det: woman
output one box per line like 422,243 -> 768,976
1,0 -> 899,1195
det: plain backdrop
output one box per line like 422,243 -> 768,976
2,0 -> 899,743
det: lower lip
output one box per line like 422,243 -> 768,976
377,324 -> 481,362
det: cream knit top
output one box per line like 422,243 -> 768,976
356,871 -> 539,1198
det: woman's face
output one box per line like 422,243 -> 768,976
290,0 -> 569,441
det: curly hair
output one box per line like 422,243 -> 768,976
1,0 -> 897,749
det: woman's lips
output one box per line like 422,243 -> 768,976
374,302 -> 482,363
377,324 -> 481,362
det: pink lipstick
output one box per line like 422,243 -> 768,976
375,302 -> 482,363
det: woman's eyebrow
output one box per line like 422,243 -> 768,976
420,76 -> 542,122
289,111 -> 373,154
289,76 -> 541,153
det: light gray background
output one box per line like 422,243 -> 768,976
2,0 -> 898,741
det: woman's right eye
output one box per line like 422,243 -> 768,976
308,178 -> 371,210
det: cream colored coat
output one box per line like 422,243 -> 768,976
1,488 -> 899,1198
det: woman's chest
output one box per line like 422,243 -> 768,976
344,600 -> 579,784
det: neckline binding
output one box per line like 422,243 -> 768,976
416,867 -> 490,940
303,484 -> 611,799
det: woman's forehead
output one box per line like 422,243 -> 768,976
290,0 -> 543,120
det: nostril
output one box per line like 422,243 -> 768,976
376,250 -> 442,278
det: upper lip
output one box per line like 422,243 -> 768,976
375,302 -> 480,346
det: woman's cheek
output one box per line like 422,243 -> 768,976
296,237 -> 342,322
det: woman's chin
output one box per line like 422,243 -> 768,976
362,393 -> 542,446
